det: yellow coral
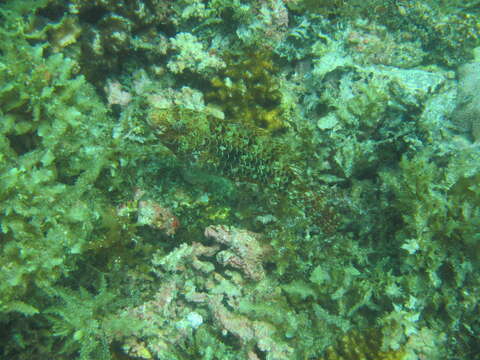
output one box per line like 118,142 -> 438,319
320,328 -> 407,360
206,49 -> 287,133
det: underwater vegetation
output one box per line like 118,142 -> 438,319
1,0 -> 480,359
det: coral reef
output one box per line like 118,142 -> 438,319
118,226 -> 292,360
1,0 -> 480,359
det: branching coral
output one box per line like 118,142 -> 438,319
205,225 -> 272,281
119,225 -> 291,360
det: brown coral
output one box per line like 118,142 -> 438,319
207,295 -> 294,360
320,328 -> 407,360
122,228 -> 287,360
204,225 -> 272,281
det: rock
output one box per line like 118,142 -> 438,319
451,62 -> 480,141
